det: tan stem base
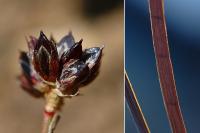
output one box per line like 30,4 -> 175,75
41,90 -> 63,133
41,111 -> 60,133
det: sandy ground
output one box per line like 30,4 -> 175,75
0,0 -> 124,133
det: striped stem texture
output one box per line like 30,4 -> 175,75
148,0 -> 187,132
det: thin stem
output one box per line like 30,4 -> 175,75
125,72 -> 150,133
41,90 -> 63,133
41,111 -> 55,133
48,112 -> 60,133
148,0 -> 187,132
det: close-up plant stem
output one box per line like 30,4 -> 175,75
148,0 -> 187,132
125,73 -> 150,133
41,110 -> 60,133
41,90 -> 62,133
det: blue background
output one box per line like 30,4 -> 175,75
126,0 -> 200,132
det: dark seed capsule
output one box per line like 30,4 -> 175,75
81,47 -> 103,69
81,46 -> 103,84
19,51 -> 31,78
58,59 -> 89,95
37,46 -> 50,75
33,31 -> 59,82
18,74 -> 43,98
57,31 -> 75,57
60,39 -> 83,66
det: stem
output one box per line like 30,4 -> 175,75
48,112 -> 60,133
125,73 -> 150,133
41,90 -> 63,133
148,0 -> 187,132
41,111 -> 55,133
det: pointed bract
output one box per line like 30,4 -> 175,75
79,46 -> 103,85
33,31 -> 59,82
58,59 -> 89,95
18,73 -> 44,98
57,31 -> 75,57
81,46 -> 103,82
81,47 -> 103,69
19,51 -> 46,98
19,51 -> 31,78
60,39 -> 83,67
26,36 -> 38,59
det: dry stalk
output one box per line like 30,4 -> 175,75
148,0 -> 187,132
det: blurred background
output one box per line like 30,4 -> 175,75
126,0 -> 200,133
0,0 -> 123,133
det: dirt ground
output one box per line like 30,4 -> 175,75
0,0 -> 123,133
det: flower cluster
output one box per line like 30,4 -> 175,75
18,31 -> 103,97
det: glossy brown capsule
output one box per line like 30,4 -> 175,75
19,31 -> 104,97
33,31 -> 59,82
19,51 -> 44,98
57,31 -> 75,58
58,59 -> 89,95
80,47 -> 104,84
60,39 -> 83,67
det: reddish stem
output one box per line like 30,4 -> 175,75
125,73 -> 150,133
148,0 -> 187,132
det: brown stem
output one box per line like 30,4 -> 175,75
125,72 -> 150,133
148,0 -> 187,132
